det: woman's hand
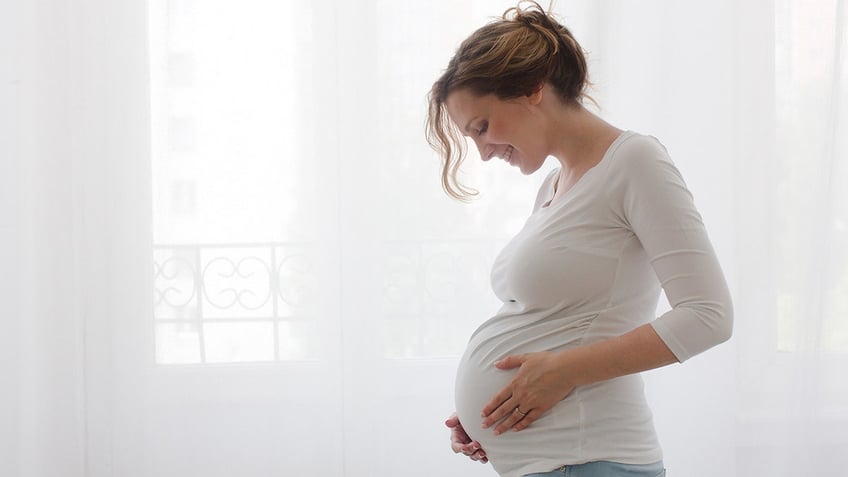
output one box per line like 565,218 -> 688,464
445,413 -> 488,464
481,326 -> 680,436
480,351 -> 577,436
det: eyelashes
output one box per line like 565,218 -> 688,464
476,121 -> 489,136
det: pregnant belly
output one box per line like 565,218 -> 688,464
451,309 -> 660,475
453,311 -> 597,437
451,313 -> 598,465
453,349 -> 514,451
452,342 -> 584,474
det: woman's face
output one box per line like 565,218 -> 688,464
445,88 -> 547,175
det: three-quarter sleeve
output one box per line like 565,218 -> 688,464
606,136 -> 733,362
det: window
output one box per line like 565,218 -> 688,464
773,0 -> 848,354
149,0 -> 321,364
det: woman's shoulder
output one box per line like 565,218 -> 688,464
607,131 -> 671,166
602,131 -> 691,204
601,131 -> 678,181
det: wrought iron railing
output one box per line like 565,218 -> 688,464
153,242 -> 317,363
153,240 -> 502,363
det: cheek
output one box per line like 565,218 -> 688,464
490,116 -> 527,147
486,117 -> 512,142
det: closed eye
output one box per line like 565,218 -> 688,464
476,121 -> 488,137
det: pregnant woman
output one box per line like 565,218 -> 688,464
425,2 -> 733,476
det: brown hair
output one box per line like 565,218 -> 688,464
425,1 -> 593,200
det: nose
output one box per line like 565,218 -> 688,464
471,137 -> 490,161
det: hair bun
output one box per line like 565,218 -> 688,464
506,2 -> 550,25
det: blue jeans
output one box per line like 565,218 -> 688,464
523,460 -> 666,477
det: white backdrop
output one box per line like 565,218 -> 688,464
2,0 -> 846,476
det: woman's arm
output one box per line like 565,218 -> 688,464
480,323 -> 677,435
481,136 -> 733,435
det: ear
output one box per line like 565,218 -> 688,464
527,83 -> 545,106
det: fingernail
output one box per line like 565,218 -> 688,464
493,429 -> 501,436
481,422 -> 489,429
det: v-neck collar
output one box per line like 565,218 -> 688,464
538,130 -> 634,211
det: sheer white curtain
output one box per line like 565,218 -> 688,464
733,0 -> 848,474
2,0 -> 845,476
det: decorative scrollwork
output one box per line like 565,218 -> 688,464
201,255 -> 272,311
276,252 -> 315,308
154,255 -> 198,309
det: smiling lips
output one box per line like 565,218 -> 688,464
487,145 -> 515,164
502,145 -> 514,162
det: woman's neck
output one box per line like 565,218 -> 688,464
536,99 -> 623,199
548,103 -> 622,171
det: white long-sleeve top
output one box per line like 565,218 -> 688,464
453,131 -> 733,477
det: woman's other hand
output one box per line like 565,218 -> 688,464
445,413 -> 488,464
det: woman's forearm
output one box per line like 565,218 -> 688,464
559,323 -> 679,388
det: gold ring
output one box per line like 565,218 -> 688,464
515,406 -> 529,416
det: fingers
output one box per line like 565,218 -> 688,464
469,449 -> 488,463
450,428 -> 472,451
480,356 -> 528,418
444,414 -> 460,428
446,413 -> 468,443
456,440 -> 480,455
446,412 -> 489,464
482,393 -> 550,435
495,354 -> 526,370
450,439 -> 469,454
511,407 -> 541,432
481,391 -> 521,429
492,406 -> 541,435
452,438 -> 488,463
458,441 -> 488,463
481,388 -> 512,421
486,403 -> 527,435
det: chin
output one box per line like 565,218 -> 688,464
518,162 -> 541,175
